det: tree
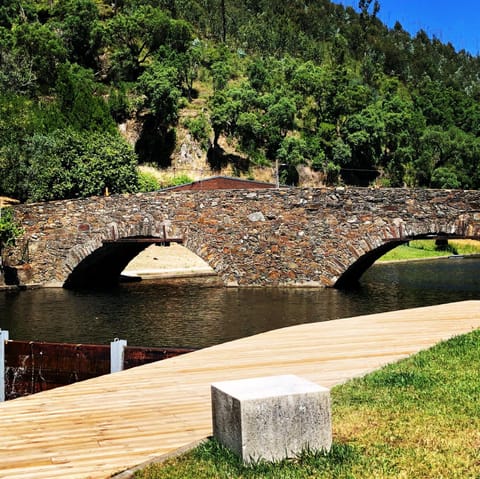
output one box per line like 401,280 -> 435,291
55,63 -> 116,133
413,79 -> 455,128
414,126 -> 479,189
209,89 -> 240,146
52,0 -> 103,70
135,61 -> 181,164
357,0 -> 381,60
379,82 -> 425,186
233,88 -> 296,164
22,129 -> 138,202
137,62 -> 181,127
12,21 -> 67,90
0,1 -> 37,28
263,95 -> 296,158
220,0 -> 226,42
0,44 -> 37,95
106,6 -> 171,81
162,38 -> 202,100
106,6 -> 191,82
0,102 -> 138,202
341,103 -> 384,185
276,136 -> 307,185
380,21 -> 412,80
211,59 -> 231,92
431,166 -> 461,189
359,0 -> 380,22
247,58 -> 270,91
0,93 -> 38,141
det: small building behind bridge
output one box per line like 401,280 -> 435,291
162,176 -> 277,191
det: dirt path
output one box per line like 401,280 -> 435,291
122,244 -> 215,279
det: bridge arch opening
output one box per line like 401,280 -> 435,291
63,236 -> 216,290
334,234 -> 479,289
334,239 -> 408,289
121,243 -> 215,282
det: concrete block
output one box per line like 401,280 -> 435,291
211,374 -> 331,463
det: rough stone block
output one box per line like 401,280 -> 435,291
211,374 -> 332,463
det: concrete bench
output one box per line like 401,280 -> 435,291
211,374 -> 332,463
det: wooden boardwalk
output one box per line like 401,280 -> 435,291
1,300 -> 479,479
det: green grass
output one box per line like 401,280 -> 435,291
379,239 -> 480,262
134,330 -> 480,479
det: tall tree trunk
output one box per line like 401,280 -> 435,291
221,0 -> 226,42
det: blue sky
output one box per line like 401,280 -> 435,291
333,0 -> 480,55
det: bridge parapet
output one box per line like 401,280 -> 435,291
5,187 -> 480,288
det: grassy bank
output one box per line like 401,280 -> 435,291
378,239 -> 480,262
134,329 -> 480,479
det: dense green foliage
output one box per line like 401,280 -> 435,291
1,0 -> 480,201
137,170 -> 160,192
0,208 -> 23,261
164,173 -> 194,187
134,330 -> 480,478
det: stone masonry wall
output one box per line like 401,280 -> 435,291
7,187 -> 480,288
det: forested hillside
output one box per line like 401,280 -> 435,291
1,0 -> 480,202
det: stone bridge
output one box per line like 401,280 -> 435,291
5,187 -> 480,289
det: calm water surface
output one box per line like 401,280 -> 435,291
1,258 -> 479,348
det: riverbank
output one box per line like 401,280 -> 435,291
377,253 -> 480,265
378,238 -> 480,262
122,243 -> 215,280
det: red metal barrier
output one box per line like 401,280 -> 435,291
4,340 -> 194,400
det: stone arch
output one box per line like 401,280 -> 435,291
63,236 -> 156,289
62,220 -> 224,289
333,215 -> 479,288
181,233 -> 229,283
62,217 -> 187,289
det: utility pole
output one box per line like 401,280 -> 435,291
221,0 -> 226,43
275,158 -> 280,188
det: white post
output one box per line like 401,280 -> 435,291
110,338 -> 127,374
0,330 -> 9,402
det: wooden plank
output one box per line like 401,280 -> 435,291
0,301 -> 479,479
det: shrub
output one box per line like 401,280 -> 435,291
22,129 -> 138,201
0,207 -> 23,258
137,170 -> 160,192
163,174 -> 193,187
184,114 -> 211,151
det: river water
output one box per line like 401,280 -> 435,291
1,258 -> 479,349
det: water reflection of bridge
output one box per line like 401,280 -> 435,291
1,301 -> 479,478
